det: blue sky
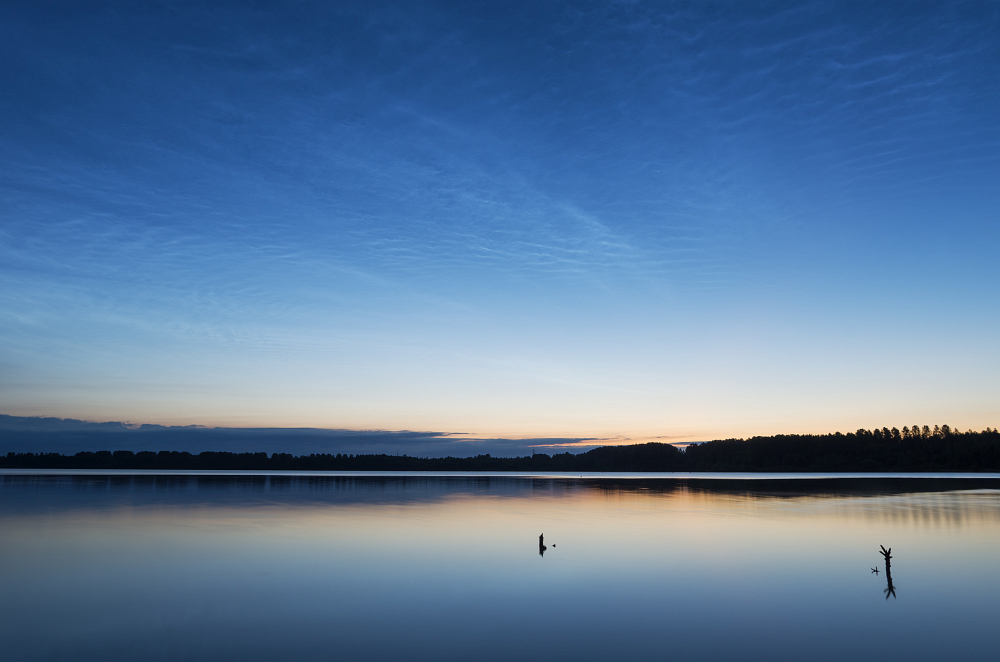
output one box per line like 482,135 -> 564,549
1,1 -> 998,445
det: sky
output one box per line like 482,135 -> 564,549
1,1 -> 998,448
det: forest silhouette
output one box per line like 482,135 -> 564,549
2,425 -> 997,472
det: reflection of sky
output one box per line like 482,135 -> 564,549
1,2 -> 998,441
1,477 -> 999,661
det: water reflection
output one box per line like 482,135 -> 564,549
3,473 -> 999,517
0,473 -> 998,662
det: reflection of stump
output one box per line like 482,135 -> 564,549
880,545 -> 895,599
539,533 -> 547,557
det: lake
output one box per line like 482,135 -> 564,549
2,471 -> 998,661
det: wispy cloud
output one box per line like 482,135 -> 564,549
1,1 -> 998,436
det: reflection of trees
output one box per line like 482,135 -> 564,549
880,545 -> 896,599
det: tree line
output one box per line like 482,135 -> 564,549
1,426 -> 997,472
682,426 -> 999,471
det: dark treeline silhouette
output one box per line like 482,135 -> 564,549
683,425 -> 1000,472
1,426 -> 997,472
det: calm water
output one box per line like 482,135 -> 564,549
2,472 -> 998,661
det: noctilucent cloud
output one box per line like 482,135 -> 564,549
2,1 -> 998,444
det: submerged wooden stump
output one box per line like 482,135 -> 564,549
880,545 -> 895,599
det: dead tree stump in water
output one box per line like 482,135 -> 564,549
880,545 -> 896,599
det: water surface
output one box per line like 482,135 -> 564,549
2,473 -> 998,661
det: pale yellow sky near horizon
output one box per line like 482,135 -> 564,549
3,402 -> 993,447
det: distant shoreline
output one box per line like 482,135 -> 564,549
3,468 -> 1000,480
3,427 -> 998,473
